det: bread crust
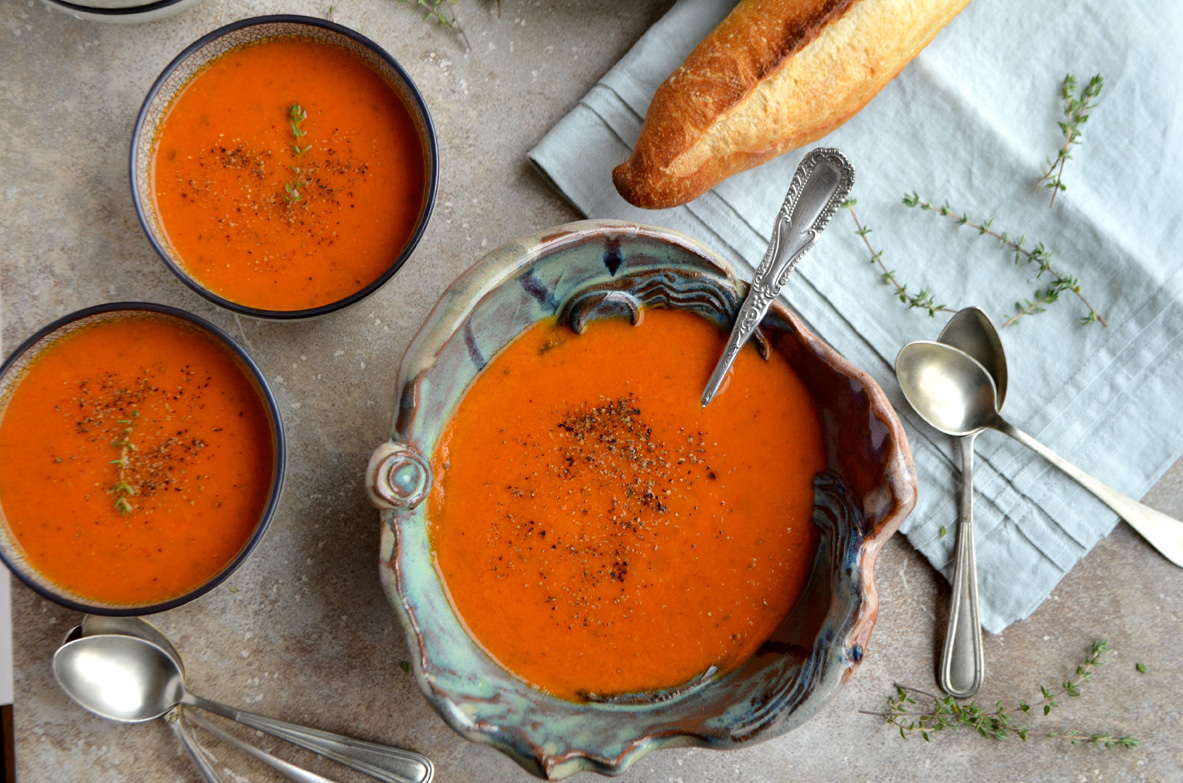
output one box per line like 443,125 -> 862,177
613,0 -> 971,209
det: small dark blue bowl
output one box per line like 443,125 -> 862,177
0,303 -> 285,615
130,16 -> 439,321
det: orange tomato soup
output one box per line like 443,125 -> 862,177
429,309 -> 826,701
151,37 -> 426,311
0,313 -> 276,606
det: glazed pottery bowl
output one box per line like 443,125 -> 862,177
0,303 -> 285,615
367,220 -> 916,778
131,15 -> 438,320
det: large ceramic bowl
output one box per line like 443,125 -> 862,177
367,220 -> 916,778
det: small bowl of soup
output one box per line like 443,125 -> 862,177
131,16 -> 438,320
367,220 -> 917,778
0,303 -> 284,614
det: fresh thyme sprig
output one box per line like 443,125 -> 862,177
288,103 -> 311,156
843,199 -> 952,317
903,193 -> 1107,327
1039,74 -> 1104,208
283,104 -> 311,206
110,410 -> 139,515
861,639 -> 1137,748
395,0 -> 471,50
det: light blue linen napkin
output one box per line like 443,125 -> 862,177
529,0 -> 1183,633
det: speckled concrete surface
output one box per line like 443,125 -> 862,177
2,1 -> 1181,781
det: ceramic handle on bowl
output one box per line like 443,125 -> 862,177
366,442 -> 431,511
183,694 -> 433,783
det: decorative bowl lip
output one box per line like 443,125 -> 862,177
375,219 -> 917,778
0,301 -> 286,615
129,14 -> 440,321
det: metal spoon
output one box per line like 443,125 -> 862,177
922,307 -> 1008,699
53,634 -> 434,783
701,147 -> 854,406
78,616 -> 341,783
896,340 -> 1183,568
68,617 -> 225,783
80,615 -> 185,672
184,710 -> 341,783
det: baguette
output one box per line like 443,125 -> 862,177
612,0 -> 971,209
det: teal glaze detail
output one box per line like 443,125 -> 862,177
373,220 -> 918,779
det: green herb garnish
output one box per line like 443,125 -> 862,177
1039,74 -> 1104,208
394,0 -> 470,49
289,103 -> 311,156
282,105 -> 313,206
903,194 -> 1106,327
842,199 -> 951,317
110,410 -> 139,514
862,639 -> 1137,748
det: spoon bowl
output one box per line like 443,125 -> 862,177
937,307 -> 1007,408
65,624 -> 222,780
55,634 -> 181,723
895,340 -> 1000,436
80,615 -> 184,675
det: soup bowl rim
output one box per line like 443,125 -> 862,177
0,301 -> 286,615
129,14 -> 440,321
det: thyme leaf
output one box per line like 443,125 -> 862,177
110,410 -> 139,515
1039,74 -> 1104,208
861,639 -> 1137,749
393,0 -> 471,50
903,193 -> 1106,327
842,199 -> 952,318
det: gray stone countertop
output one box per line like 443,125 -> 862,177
1,1 -> 1180,781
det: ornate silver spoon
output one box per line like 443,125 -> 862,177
701,147 -> 854,406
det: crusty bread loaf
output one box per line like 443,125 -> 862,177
612,0 -> 971,209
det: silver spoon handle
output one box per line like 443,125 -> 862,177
167,708 -> 226,783
186,710 -> 341,783
997,420 -> 1183,567
184,694 -> 433,783
939,434 -> 985,699
701,148 -> 854,406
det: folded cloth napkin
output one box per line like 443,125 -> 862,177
530,0 -> 1183,633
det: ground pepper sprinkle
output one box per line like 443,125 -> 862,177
429,309 -> 827,702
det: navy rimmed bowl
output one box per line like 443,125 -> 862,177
0,303 -> 285,615
130,16 -> 439,321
